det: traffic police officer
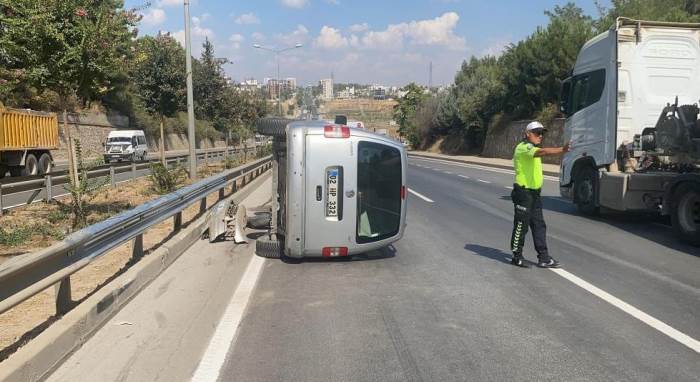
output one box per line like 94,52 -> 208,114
510,121 -> 570,268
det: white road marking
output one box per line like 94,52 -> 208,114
458,175 -> 470,179
550,268 -> 700,354
477,179 -> 491,184
191,255 -> 266,382
444,171 -> 453,175
407,188 -> 434,203
410,157 -> 559,182
506,186 -> 513,189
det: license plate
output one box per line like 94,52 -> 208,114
326,169 -> 339,217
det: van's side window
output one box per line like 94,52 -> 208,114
138,136 -> 146,145
570,69 -> 605,115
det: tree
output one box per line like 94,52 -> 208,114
393,83 -> 429,146
132,34 -> 186,164
193,37 -> 227,130
596,0 -> 700,30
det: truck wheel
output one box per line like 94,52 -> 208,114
671,183 -> 700,246
256,118 -> 290,137
0,165 -> 6,179
574,166 -> 599,215
255,237 -> 282,259
22,154 -> 39,176
38,153 -> 52,175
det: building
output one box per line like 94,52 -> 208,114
264,78 -> 297,100
320,78 -> 333,100
238,78 -> 262,92
337,86 -> 355,99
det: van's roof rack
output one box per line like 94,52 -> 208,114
615,17 -> 700,30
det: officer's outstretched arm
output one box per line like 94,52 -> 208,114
534,142 -> 571,157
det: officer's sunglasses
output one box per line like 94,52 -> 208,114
530,129 -> 545,136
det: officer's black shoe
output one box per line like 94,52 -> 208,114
511,256 -> 530,268
537,258 -> 560,268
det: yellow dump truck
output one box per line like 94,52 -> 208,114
0,107 -> 59,178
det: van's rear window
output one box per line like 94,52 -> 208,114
356,141 -> 401,244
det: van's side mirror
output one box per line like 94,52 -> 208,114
559,78 -> 572,117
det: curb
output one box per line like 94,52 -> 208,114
408,152 -> 560,177
0,172 -> 271,382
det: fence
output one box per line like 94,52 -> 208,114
0,155 -> 272,316
0,146 -> 259,214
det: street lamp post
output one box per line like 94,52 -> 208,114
184,0 -> 196,179
253,43 -> 302,116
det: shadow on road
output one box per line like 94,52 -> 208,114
465,244 -> 513,264
280,245 -> 397,264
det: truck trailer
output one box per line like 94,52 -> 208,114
559,18 -> 700,245
0,108 -> 59,178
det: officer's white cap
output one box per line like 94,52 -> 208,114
526,121 -> 547,132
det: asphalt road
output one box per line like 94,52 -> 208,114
44,157 -> 699,381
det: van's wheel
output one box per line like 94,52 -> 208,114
255,237 -> 282,258
256,118 -> 291,137
671,183 -> 700,246
574,166 -> 599,215
38,153 -> 52,175
22,154 -> 39,176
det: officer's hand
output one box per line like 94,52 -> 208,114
563,141 -> 572,153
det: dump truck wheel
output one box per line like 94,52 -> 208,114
23,154 -> 39,176
38,153 -> 52,175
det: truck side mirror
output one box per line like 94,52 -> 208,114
559,78 -> 572,116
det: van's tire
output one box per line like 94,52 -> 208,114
671,182 -> 700,246
38,153 -> 52,175
256,118 -> 291,137
247,212 -> 271,229
22,154 -> 39,176
255,238 -> 282,258
574,166 -> 599,215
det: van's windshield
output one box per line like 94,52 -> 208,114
357,141 -> 402,244
107,137 -> 132,143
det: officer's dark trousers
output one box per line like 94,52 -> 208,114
510,184 -> 550,260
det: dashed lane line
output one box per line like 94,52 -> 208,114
407,188 -> 434,203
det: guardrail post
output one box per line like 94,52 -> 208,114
45,175 -> 53,202
55,277 -> 72,315
199,197 -> 207,214
174,212 -> 182,231
110,166 -> 116,187
0,186 -> 4,216
132,234 -> 144,261
218,187 -> 225,200
131,162 -> 137,181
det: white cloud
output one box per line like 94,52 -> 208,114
403,12 -> 465,49
314,26 -> 348,49
275,24 -> 309,46
235,12 -> 260,25
158,0 -> 186,7
281,0 -> 308,8
325,0 -> 340,4
479,38 -> 511,57
358,12 -> 465,51
251,32 -> 266,42
229,33 -> 245,49
171,16 -> 215,48
348,23 -> 369,33
141,8 -> 166,26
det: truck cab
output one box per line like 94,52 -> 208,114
559,18 -> 700,244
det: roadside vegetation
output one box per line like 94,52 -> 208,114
394,0 -> 700,152
0,0 -> 268,145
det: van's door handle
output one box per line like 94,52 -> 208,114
316,185 -> 322,201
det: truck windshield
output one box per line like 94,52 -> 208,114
356,141 -> 402,244
107,137 -> 131,143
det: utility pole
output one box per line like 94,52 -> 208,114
184,0 -> 197,179
429,61 -> 433,91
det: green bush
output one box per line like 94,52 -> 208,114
0,223 -> 65,247
148,162 -> 185,194
224,155 -> 242,169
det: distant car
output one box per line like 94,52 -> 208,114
254,118 -> 408,259
103,130 -> 148,163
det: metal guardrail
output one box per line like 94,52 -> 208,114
0,146 -> 260,214
0,156 -> 272,316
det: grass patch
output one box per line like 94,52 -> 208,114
0,223 -> 65,247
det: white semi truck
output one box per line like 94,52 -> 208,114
559,18 -> 700,245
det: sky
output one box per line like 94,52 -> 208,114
125,0 -> 608,87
